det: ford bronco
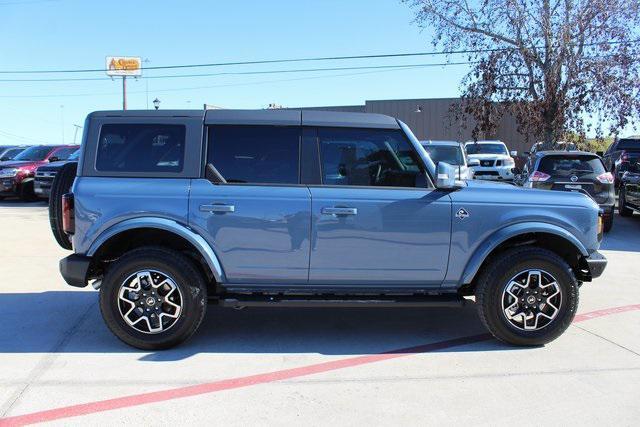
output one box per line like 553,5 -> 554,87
52,109 -> 607,350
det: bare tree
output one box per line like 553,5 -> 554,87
404,0 -> 640,147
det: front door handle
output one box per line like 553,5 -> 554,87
321,207 -> 357,216
200,204 -> 235,213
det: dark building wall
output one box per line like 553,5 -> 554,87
298,98 -> 531,154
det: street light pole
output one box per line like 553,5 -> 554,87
72,124 -> 83,144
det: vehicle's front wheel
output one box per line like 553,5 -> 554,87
476,247 -> 578,346
99,247 -> 207,350
619,187 -> 633,217
603,212 -> 613,233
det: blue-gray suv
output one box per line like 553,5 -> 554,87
54,109 -> 607,350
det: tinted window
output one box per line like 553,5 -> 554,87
207,126 -> 299,184
2,147 -> 25,159
422,145 -> 463,165
538,156 -> 605,178
465,143 -> 508,155
96,124 -> 185,173
319,128 -> 423,187
52,147 -> 77,160
617,138 -> 640,150
14,146 -> 52,161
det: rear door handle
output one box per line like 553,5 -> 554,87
200,204 -> 235,213
321,207 -> 357,216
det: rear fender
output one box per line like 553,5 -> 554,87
86,217 -> 225,283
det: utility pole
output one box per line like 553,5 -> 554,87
122,75 -> 127,110
60,105 -> 65,143
142,58 -> 151,109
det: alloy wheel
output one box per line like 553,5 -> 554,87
117,270 -> 183,334
501,269 -> 562,331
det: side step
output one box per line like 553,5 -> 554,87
217,294 -> 465,308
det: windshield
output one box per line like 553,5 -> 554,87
538,156 -> 605,178
13,146 -> 51,161
466,143 -> 508,155
422,145 -> 464,165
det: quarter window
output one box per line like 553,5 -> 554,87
318,128 -> 423,187
96,124 -> 185,173
207,126 -> 300,184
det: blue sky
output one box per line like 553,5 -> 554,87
0,0 -> 473,145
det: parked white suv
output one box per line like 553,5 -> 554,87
465,140 -> 516,181
420,140 -> 475,180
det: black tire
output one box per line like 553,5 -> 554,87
19,180 -> 36,202
99,247 -> 207,350
619,187 -> 633,217
476,247 -> 578,346
48,162 -> 77,250
603,213 -> 613,233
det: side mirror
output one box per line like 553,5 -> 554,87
596,151 -> 604,157
467,158 -> 480,167
510,150 -> 518,157
48,156 -> 59,162
436,162 -> 458,189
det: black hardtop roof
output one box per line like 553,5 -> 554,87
88,109 -> 400,129
536,150 -> 599,158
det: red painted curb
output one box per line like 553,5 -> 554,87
1,303 -> 638,426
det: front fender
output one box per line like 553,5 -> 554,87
86,217 -> 225,283
460,222 -> 589,285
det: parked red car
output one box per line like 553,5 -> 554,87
0,145 -> 78,200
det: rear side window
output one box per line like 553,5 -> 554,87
318,128 -> 423,187
207,126 -> 300,184
96,124 -> 185,173
617,138 -> 640,150
538,156 -> 605,178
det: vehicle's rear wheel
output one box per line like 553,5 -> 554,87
48,162 -> 77,249
99,247 -> 207,350
476,247 -> 578,346
619,187 -> 633,217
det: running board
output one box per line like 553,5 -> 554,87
216,295 -> 465,308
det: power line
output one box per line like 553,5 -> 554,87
0,63 -> 454,99
0,61 -> 474,83
0,39 -> 636,75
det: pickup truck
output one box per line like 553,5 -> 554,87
602,136 -> 640,188
52,110 -> 607,350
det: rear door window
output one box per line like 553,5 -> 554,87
96,124 -> 185,173
207,126 -> 300,184
538,156 -> 605,179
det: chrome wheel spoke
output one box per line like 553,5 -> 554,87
117,270 -> 183,335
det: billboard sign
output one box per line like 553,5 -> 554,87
106,56 -> 142,76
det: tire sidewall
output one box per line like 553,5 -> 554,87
482,251 -> 578,345
100,251 -> 206,349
